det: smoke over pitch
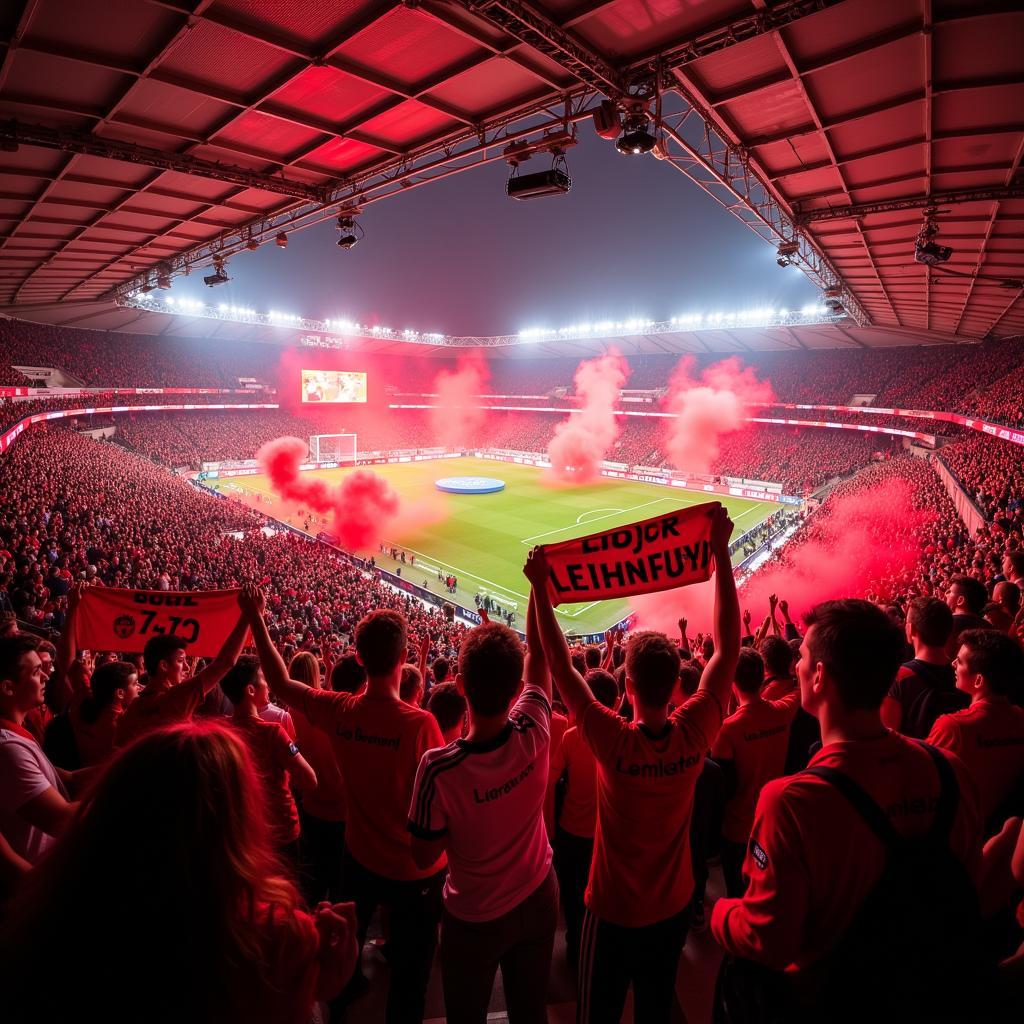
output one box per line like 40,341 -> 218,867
629,478 -> 934,634
431,355 -> 489,448
257,436 -> 400,552
663,357 -> 773,473
547,351 -> 629,483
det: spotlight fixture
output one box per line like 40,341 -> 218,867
505,132 -> 575,200
246,239 -> 259,252
914,207 -> 953,266
336,214 -> 363,250
616,121 -> 657,155
823,286 -> 844,314
275,232 -> 288,248
155,272 -> 172,290
615,101 -> 657,156
776,240 -> 800,267
203,255 -> 230,287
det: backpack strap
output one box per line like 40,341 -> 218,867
803,765 -> 900,849
804,742 -> 961,850
914,741 -> 961,843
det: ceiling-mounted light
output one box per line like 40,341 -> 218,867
776,240 -> 800,268
616,103 -> 657,155
275,232 -> 288,248
203,255 -> 230,287
156,271 -> 172,290
336,213 -> 363,250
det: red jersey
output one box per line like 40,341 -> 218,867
291,705 -> 346,822
579,689 -> 722,927
118,678 -> 204,746
552,724 -> 598,839
927,699 -> 1024,824
711,732 -> 982,971
713,693 -> 800,843
544,710 -> 569,834
302,688 -> 445,880
233,716 -> 301,847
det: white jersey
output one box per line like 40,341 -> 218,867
409,685 -> 552,922
0,728 -> 68,863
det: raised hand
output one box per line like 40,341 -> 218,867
523,546 -> 551,588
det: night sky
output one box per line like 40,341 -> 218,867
166,128 -> 819,337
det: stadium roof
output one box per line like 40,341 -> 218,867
0,0 -> 1021,346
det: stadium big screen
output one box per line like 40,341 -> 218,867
301,369 -> 368,403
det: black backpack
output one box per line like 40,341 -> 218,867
716,742 -> 1004,1024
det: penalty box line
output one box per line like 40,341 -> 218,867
520,496 -> 686,546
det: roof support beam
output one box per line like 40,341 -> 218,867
448,0 -> 626,94
0,122 -> 325,202
795,185 -> 1024,223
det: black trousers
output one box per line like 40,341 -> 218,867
552,826 -> 593,965
298,808 -> 345,906
721,838 -> 748,899
338,848 -> 444,1024
441,867 -> 559,1024
577,905 -> 691,1024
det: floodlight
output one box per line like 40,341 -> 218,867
616,124 -> 657,155
336,214 -> 363,249
203,255 -> 230,287
156,272 -> 172,290
776,240 -> 800,267
275,232 -> 288,248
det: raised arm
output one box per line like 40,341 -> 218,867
523,549 -> 593,718
417,632 -> 430,697
239,585 -> 312,707
697,507 -> 741,711
677,618 -> 692,660
525,592 -> 552,701
190,594 -> 250,697
768,594 -> 782,637
52,583 -> 84,712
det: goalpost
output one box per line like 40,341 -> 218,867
309,433 -> 357,466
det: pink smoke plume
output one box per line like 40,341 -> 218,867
629,478 -> 935,635
257,436 -> 400,552
663,357 -> 774,473
547,351 -> 629,483
431,355 -> 489,448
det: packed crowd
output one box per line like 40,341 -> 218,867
4,318 -> 1024,431
3,486 -> 1024,1023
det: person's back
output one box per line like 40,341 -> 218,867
409,615 -> 556,1023
713,649 -> 799,896
889,659 -> 967,737
525,506 -> 740,1024
884,597 -> 966,738
927,629 -> 1024,827
713,600 -> 988,1021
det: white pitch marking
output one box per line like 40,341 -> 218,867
520,496 -> 679,545
576,507 -> 624,524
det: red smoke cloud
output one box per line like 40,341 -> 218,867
629,478 -> 935,635
431,355 -> 489,448
663,357 -> 774,473
257,436 -> 400,552
547,351 -> 629,483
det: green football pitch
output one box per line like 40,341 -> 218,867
209,457 -> 776,635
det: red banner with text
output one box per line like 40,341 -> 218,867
76,588 -> 241,656
541,501 -> 720,605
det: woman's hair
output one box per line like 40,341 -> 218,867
77,660 -> 136,725
288,651 -> 321,689
0,722 -> 313,1023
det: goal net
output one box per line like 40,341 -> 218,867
309,433 -> 357,466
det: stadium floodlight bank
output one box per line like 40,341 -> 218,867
310,433 -> 357,465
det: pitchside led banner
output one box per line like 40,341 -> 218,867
541,502 -> 720,604
76,588 -> 242,656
